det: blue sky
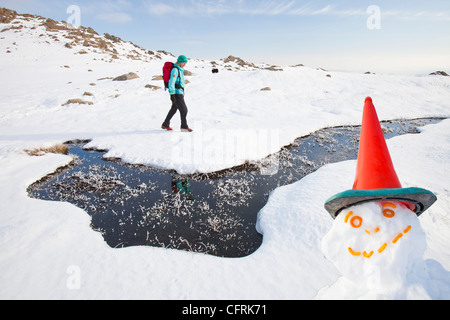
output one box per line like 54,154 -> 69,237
2,0 -> 450,74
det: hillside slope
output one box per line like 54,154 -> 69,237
1,7 -> 449,173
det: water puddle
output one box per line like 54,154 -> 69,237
27,118 -> 444,257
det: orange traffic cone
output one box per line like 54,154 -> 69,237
324,97 -> 437,219
352,97 -> 402,190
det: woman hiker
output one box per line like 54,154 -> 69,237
161,55 -> 193,132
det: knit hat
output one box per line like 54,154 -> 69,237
177,55 -> 188,63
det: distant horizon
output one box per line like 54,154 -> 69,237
2,0 -> 449,76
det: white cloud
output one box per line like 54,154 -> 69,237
143,1 -> 352,17
145,0 -> 297,16
97,12 -> 133,23
311,5 -> 332,15
383,9 -> 450,21
78,0 -> 134,24
182,40 -> 206,46
147,3 -> 175,15
142,0 -> 450,22
245,1 -> 296,15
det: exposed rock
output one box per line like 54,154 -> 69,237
223,55 -> 257,69
86,27 -> 98,36
42,18 -> 69,32
113,72 -> 140,81
104,33 -> 122,43
223,55 -> 283,72
1,24 -> 23,33
1,8 -> 175,64
63,99 -> 93,106
261,87 -> 271,91
145,84 -> 161,91
157,50 -> 174,57
430,71 -> 449,77
0,8 -> 17,24
263,65 -> 283,72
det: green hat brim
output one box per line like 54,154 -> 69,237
324,187 -> 437,219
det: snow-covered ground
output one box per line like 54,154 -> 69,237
1,10 -> 449,299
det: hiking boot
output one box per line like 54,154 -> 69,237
162,125 -> 173,131
181,128 -> 193,132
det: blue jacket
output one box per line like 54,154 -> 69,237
168,64 -> 185,95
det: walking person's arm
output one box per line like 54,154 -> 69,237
168,67 -> 179,95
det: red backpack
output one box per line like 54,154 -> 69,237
163,62 -> 183,91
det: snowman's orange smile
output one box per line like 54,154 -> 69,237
345,203 -> 413,259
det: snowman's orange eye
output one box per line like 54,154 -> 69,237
383,209 -> 395,218
382,203 -> 397,218
350,216 -> 363,228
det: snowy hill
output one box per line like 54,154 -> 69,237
1,8 -> 450,300
2,7 -> 449,172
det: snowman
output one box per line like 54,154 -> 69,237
319,97 -> 437,299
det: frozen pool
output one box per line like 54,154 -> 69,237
28,118 -> 444,257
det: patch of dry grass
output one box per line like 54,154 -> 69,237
25,144 -> 69,157
63,99 -> 93,106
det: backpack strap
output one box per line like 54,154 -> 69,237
173,67 -> 184,91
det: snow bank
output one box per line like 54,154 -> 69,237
0,119 -> 448,300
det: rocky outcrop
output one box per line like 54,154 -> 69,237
0,8 -> 17,24
430,71 -> 449,77
223,55 -> 283,72
223,55 -> 257,69
1,7 -> 173,63
63,99 -> 93,106
113,72 -> 140,81
145,84 -> 161,91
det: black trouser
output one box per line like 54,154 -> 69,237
163,94 -> 189,129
